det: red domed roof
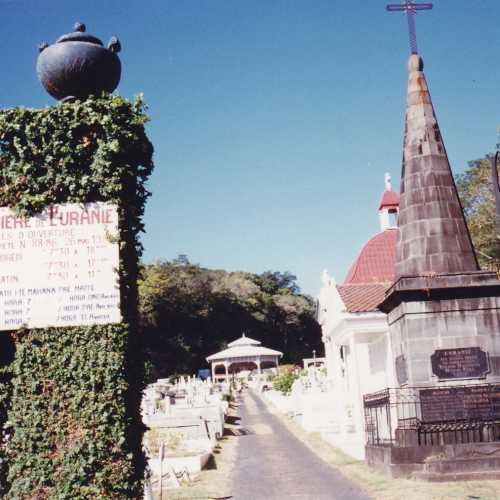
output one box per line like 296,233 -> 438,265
379,190 -> 400,210
344,229 -> 397,284
337,229 -> 397,313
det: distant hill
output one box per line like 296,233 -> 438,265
139,256 -> 322,380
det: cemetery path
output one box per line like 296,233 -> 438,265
230,389 -> 371,500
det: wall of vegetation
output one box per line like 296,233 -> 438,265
139,259 -> 323,380
0,95 -> 154,499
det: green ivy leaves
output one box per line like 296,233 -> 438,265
7,326 -> 140,499
0,94 -> 153,217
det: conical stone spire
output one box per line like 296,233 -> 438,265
395,54 -> 479,279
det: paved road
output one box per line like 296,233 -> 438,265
230,389 -> 371,500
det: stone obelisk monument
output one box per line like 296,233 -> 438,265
366,1 -> 500,481
380,51 -> 500,387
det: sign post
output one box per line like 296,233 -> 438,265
0,203 -> 121,330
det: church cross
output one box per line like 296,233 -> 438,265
386,1 -> 433,55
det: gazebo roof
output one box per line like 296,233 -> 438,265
227,333 -> 261,347
206,334 -> 283,362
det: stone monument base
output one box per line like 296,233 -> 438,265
364,383 -> 500,480
366,442 -> 500,481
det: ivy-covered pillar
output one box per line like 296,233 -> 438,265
0,95 -> 154,499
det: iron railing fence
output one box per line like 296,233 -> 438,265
363,384 -> 500,447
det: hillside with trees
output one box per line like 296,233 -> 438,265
139,256 -> 322,380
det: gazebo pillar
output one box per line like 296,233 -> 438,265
224,361 -> 229,382
213,362 -> 221,382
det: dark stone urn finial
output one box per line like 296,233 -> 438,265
37,22 -> 122,101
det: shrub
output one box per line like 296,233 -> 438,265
272,372 -> 300,395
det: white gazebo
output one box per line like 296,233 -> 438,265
206,333 -> 283,382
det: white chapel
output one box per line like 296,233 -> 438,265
317,174 -> 399,459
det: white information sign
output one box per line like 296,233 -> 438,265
0,202 -> 121,330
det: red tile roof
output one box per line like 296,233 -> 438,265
338,229 -> 397,313
344,229 -> 397,284
378,190 -> 400,210
337,283 -> 392,313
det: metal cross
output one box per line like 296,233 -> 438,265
386,1 -> 433,55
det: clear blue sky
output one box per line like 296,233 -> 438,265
1,1 -> 499,296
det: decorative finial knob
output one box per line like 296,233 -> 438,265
408,54 -> 424,73
73,22 -> 86,33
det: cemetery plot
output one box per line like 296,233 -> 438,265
0,202 -> 121,330
141,375 -> 230,492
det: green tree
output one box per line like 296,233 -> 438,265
253,271 -> 300,295
456,154 -> 500,267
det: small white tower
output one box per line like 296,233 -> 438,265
378,173 -> 400,231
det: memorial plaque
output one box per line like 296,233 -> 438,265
420,385 -> 500,423
431,347 -> 489,380
0,203 -> 121,330
395,354 -> 408,385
